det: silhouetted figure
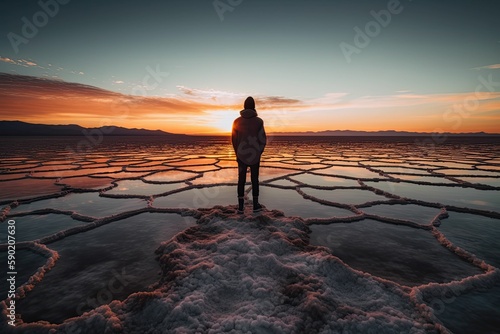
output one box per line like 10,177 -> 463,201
232,96 -> 267,213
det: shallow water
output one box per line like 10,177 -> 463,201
361,204 -> 441,225
309,219 -> 483,286
365,180 -> 500,212
16,212 -> 196,323
0,136 -> 499,332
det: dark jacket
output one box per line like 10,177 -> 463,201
232,109 -> 266,165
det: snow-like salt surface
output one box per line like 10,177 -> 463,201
1,137 -> 499,333
8,209 -> 446,332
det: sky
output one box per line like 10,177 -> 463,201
0,0 -> 499,134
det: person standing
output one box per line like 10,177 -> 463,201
232,96 -> 267,213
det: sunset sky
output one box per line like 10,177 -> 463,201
1,0 -> 499,134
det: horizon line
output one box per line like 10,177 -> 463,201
2,120 -> 500,136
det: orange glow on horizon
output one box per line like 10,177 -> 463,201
1,74 -> 499,135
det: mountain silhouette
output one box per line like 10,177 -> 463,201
0,121 -> 188,136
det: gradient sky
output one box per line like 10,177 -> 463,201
1,0 -> 499,134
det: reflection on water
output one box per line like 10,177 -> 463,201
361,204 -> 441,225
302,188 -> 389,205
309,220 -> 483,286
365,180 -> 500,212
0,214 -> 86,242
314,165 -> 383,178
16,212 -> 196,323
290,173 -> 360,187
153,186 -> 236,209
9,192 -> 146,217
261,186 -> 355,218
105,180 -> 185,196
143,170 -> 200,183
439,212 -> 500,269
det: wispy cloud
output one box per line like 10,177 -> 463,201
473,64 -> 500,70
0,55 -> 88,76
329,92 -> 500,111
0,57 -> 16,65
176,85 -> 304,110
177,85 -> 245,103
0,56 -> 38,67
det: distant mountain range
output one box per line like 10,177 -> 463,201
0,121 -> 498,137
272,130 -> 500,137
0,121 -> 187,136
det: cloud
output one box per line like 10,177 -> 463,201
328,92 -> 500,111
176,85 -> 304,110
258,96 -> 303,109
177,85 -> 245,102
1,73 -> 498,134
20,59 -> 37,67
0,57 -> 16,65
113,80 -> 124,84
0,55 -> 90,75
0,74 -> 221,124
473,64 -> 500,70
0,56 -> 39,68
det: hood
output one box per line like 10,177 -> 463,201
240,108 -> 258,119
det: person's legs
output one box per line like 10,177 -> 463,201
250,162 -> 260,198
237,160 -> 247,211
250,162 -> 262,211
